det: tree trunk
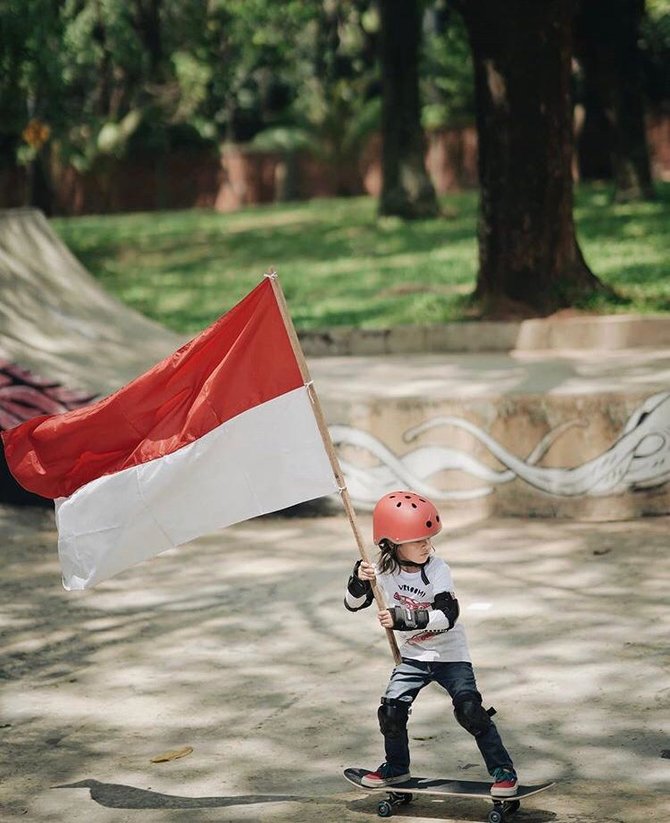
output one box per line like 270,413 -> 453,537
574,0 -> 655,201
574,29 -> 613,181
27,151 -> 54,216
379,0 -> 439,219
458,0 -> 611,315
133,0 -> 164,74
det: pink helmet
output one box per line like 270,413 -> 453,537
373,490 -> 442,545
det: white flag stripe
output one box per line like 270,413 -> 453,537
55,387 -> 338,590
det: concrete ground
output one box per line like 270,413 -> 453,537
1,503 -> 668,823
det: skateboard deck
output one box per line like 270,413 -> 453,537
344,768 -> 555,822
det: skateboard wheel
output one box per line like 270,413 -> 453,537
377,799 -> 393,817
488,809 -> 504,823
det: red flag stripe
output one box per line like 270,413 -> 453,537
2,279 -> 303,499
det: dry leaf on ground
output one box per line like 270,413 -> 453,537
150,746 -> 193,763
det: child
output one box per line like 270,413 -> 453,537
344,490 -> 518,797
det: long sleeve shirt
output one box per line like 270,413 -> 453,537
345,556 -> 471,663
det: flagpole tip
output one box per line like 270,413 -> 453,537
264,267 -> 278,279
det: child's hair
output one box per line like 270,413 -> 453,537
377,538 -> 402,575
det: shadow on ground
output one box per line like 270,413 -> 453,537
53,779 -> 305,810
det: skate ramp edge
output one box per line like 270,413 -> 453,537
0,208 -> 182,505
0,208 -> 181,397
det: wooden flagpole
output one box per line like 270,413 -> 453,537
266,269 -> 401,665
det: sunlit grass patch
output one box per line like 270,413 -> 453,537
52,182 -> 669,332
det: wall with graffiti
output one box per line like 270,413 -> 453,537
329,390 -> 670,519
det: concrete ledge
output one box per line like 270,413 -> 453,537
299,315 -> 670,356
516,314 -> 670,351
312,350 -> 670,521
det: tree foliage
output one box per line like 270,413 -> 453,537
0,1 -> 386,172
422,0 -> 474,129
0,1 -> 65,161
1,0 -> 666,185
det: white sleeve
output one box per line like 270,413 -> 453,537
427,609 -> 452,630
431,561 -> 455,594
344,588 -> 371,610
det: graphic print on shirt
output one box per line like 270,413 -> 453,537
393,592 -> 430,610
398,583 -> 428,598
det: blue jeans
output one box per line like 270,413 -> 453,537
381,659 -> 514,777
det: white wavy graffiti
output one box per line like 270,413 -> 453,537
329,390 -> 670,508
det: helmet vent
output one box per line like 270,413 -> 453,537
396,502 -> 402,507
426,520 -> 432,527
411,503 -> 417,508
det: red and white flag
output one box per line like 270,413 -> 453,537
2,277 -> 339,590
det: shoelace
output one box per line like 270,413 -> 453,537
493,769 -> 515,782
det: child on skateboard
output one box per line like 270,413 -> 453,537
344,490 -> 518,798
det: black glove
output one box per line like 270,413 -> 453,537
347,560 -> 372,598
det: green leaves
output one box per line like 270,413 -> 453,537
1,1 -> 480,178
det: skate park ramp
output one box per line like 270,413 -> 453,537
0,208 -> 181,503
0,208 -> 181,397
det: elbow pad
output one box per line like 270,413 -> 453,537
388,606 -> 430,631
433,591 -> 459,629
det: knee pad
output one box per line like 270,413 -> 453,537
378,696 -> 411,739
453,691 -> 494,736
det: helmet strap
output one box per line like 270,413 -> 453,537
378,540 -> 432,584
397,556 -> 431,585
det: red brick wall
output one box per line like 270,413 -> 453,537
213,127 -> 479,212
646,113 -> 670,183
52,150 -> 222,214
1,117 -> 668,216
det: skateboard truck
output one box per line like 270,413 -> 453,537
487,797 -> 521,823
378,790 -> 521,821
376,789 -> 411,817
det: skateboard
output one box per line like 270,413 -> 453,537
343,767 -> 555,823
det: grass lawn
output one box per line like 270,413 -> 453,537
52,183 -> 670,334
